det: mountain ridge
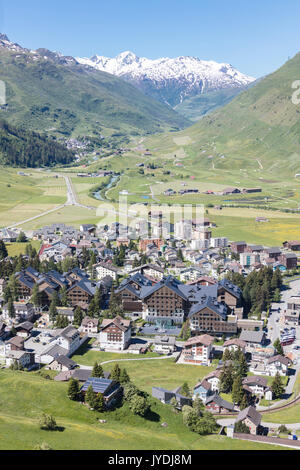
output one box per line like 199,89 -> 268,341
76,51 -> 255,108
0,34 -> 189,138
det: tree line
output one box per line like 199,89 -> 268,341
0,119 -> 75,167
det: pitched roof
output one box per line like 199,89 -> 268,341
205,394 -> 235,410
267,354 -> 291,366
239,330 -> 265,343
242,376 -> 268,388
223,338 -> 247,348
80,377 -> 116,395
55,355 -> 77,369
184,334 -> 215,348
236,406 -> 261,427
101,316 -> 130,332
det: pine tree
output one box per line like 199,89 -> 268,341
232,375 -> 244,405
74,306 -> 83,326
60,286 -> 68,307
3,285 -> 12,304
8,274 -> 19,301
273,338 -> 284,356
220,364 -> 234,393
85,385 -> 97,408
68,378 -> 80,401
222,348 -> 232,362
181,382 -> 191,398
0,240 -> 8,260
193,397 -> 204,416
49,300 -> 58,323
110,363 -> 121,382
31,284 -> 41,307
239,393 -> 248,410
119,368 -> 130,384
7,297 -> 15,319
271,372 -> 285,399
94,393 -> 105,412
51,290 -> 61,307
92,362 -> 104,378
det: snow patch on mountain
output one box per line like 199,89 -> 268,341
76,51 -> 255,106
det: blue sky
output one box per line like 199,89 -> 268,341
1,0 -> 300,78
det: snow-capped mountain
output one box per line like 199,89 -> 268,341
77,51 -> 255,107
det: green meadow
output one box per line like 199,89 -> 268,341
0,369 -> 285,450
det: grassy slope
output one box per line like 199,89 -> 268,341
174,87 -> 246,121
144,52 -> 300,178
0,369 -> 284,450
0,48 -> 188,139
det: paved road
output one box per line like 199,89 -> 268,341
5,173 -> 94,229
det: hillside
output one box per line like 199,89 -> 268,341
144,52 -> 300,178
0,35 -> 189,139
174,87 -> 246,121
0,119 -> 75,167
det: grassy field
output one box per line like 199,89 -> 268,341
0,369 -> 285,450
71,341 -> 161,366
0,167 -> 67,228
263,374 -> 300,424
6,240 -> 41,257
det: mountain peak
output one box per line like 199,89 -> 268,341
0,33 -> 10,42
116,50 -> 139,64
76,51 -> 255,107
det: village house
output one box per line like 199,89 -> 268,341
204,369 -> 222,392
239,330 -> 266,353
279,253 -> 298,270
153,335 -> 176,354
129,264 -> 164,280
5,335 -> 25,352
55,325 -> 82,355
99,316 -> 131,351
47,355 -> 77,372
80,377 -> 122,409
67,280 -> 96,310
81,316 -> 99,334
152,387 -> 192,408
223,338 -> 247,354
5,350 -> 33,369
242,376 -> 272,400
205,394 -> 235,414
266,355 -> 291,376
230,241 -> 247,254
93,262 -> 121,281
283,240 -> 300,251
2,302 -> 35,324
56,307 -> 75,324
182,334 -> 214,365
235,406 -> 262,435
193,379 -> 213,402
15,321 -> 34,339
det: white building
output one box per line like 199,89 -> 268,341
93,262 -> 121,281
2,302 -> 35,324
223,338 -> 247,354
99,316 -> 131,351
153,335 -> 176,354
266,355 -> 290,376
55,325 -> 81,355
210,237 -> 228,249
182,334 -> 214,366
